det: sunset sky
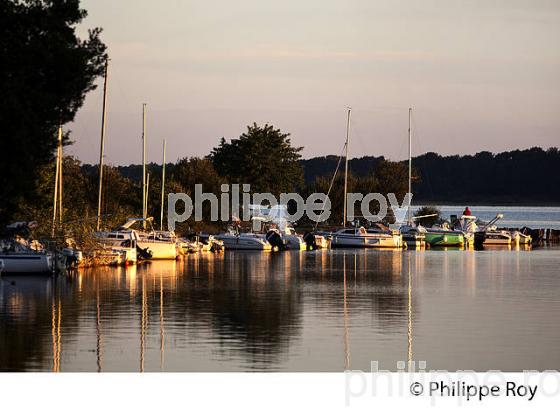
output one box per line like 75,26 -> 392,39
69,0 -> 560,165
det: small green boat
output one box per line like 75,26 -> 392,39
424,230 -> 465,247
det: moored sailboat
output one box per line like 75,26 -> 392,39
94,229 -> 139,265
332,108 -> 403,249
398,107 -> 426,248
118,218 -> 178,260
331,226 -> 403,248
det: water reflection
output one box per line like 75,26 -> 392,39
140,272 -> 146,373
51,297 -> 61,372
1,247 -> 560,371
343,256 -> 350,370
407,254 -> 413,369
96,281 -> 102,372
159,270 -> 165,371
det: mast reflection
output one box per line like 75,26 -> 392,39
96,281 -> 103,372
407,253 -> 413,369
140,271 -> 147,373
160,270 -> 165,371
51,296 -> 61,372
343,255 -> 350,370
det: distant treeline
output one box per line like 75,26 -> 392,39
411,147 -> 560,204
303,147 -> 560,204
91,146 -> 560,206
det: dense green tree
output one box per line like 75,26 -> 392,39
168,157 -> 227,233
13,156 -> 95,237
0,0 -> 107,225
172,157 -> 225,196
209,123 -> 304,195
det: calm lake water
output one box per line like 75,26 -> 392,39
2,246 -> 560,372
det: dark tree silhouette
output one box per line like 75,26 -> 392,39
0,0 -> 107,225
209,123 -> 304,195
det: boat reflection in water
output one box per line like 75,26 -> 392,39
1,246 -> 559,372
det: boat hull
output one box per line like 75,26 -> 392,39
331,233 -> 402,248
117,247 -> 137,264
94,249 -> 125,266
283,235 -> 306,250
402,233 -> 426,248
0,253 -> 53,274
483,237 -> 512,246
95,230 -> 141,263
483,239 -> 511,246
480,231 -> 513,246
216,235 -> 272,251
137,240 -> 177,260
424,231 -> 465,247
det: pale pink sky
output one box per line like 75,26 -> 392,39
69,0 -> 560,165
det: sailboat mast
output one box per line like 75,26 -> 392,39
58,135 -> 63,225
142,103 -> 147,229
343,107 -> 351,227
146,172 -> 150,219
408,107 -> 412,224
96,59 -> 109,231
52,125 -> 63,237
160,139 -> 166,230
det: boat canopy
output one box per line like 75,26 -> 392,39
249,205 -> 291,230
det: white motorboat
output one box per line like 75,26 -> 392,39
0,251 -> 53,275
331,226 -> 403,248
179,235 -> 225,254
300,231 -> 330,250
251,205 -> 306,250
457,214 -> 512,247
215,228 -> 272,251
1,223 -> 54,275
483,230 -> 513,246
271,226 -> 306,250
0,239 -> 53,275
